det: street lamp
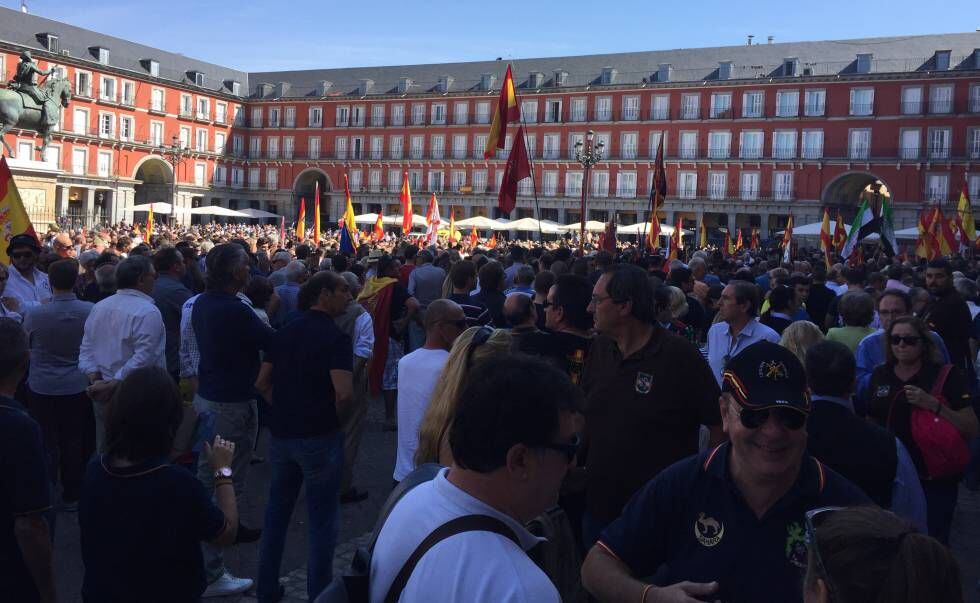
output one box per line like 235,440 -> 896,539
158,134 -> 187,226
574,129 -> 604,254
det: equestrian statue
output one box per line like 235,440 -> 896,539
0,50 -> 73,158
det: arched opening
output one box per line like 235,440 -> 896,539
822,172 -> 892,222
293,169 -> 331,222
133,156 -> 173,206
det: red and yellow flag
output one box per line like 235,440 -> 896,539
698,216 -> 707,249
296,198 -> 306,242
0,156 -> 39,264
734,228 -> 744,253
820,208 -> 833,269
146,204 -> 154,240
750,228 -> 760,250
958,184 -> 975,248
373,209 -> 384,241
448,207 -> 458,242
646,137 -> 666,250
487,233 -> 497,249
722,233 -> 733,257
400,172 -> 413,234
484,64 -> 519,159
313,181 -> 321,245
936,208 -> 957,256
833,210 -> 847,252
469,225 -> 478,248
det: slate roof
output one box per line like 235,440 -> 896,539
0,5 -> 247,94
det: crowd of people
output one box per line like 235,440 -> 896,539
1,218 -> 978,602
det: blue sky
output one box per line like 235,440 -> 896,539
7,0 -> 978,71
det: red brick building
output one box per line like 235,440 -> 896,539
2,6 -> 979,237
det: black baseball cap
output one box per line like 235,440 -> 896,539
722,341 -> 810,414
7,233 -> 40,253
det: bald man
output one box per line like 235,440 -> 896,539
504,293 -> 539,350
394,299 -> 466,483
52,233 -> 76,259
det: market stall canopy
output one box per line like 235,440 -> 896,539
557,220 -> 611,233
456,216 -> 507,230
236,208 -> 281,219
617,222 -> 689,235
185,206 -> 249,217
129,202 -> 175,214
778,221 -> 918,239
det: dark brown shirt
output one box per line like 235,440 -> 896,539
581,325 -> 721,523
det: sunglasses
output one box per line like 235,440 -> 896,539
733,400 -> 807,430
890,335 -> 921,346
539,433 -> 581,463
9,251 -> 35,259
804,507 -> 843,601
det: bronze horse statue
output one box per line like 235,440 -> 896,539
0,77 -> 72,159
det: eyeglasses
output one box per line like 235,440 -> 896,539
804,507 -> 843,601
9,251 -> 35,260
465,325 -> 494,368
733,400 -> 807,431
590,294 -> 619,306
538,433 -> 581,463
890,335 -> 921,347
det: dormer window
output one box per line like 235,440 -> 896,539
480,73 -> 496,91
600,67 -> 617,85
398,77 -> 413,94
782,57 -> 799,77
187,71 -> 205,87
40,33 -> 59,52
231,81 -> 241,96
91,46 -> 109,65
935,50 -> 952,71
148,60 -> 159,77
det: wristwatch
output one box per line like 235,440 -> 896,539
213,466 -> 233,481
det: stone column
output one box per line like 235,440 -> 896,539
84,188 -> 96,228
727,212 -> 739,231
758,212 -> 771,237
55,185 -> 69,219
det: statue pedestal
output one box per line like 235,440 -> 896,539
5,155 -> 61,173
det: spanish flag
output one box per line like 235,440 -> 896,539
340,174 -> 359,254
958,184 -> 975,249
734,228 -> 744,253
0,156 -> 38,264
146,204 -> 154,240
833,210 -> 847,253
400,172 -> 413,234
296,198 -> 306,242
698,217 -> 707,249
469,225 -> 478,247
820,208 -> 833,269
373,209 -> 384,241
484,64 -> 519,159
646,137 -> 666,250
781,215 -> 794,264
448,207 -> 458,242
313,181 -> 321,246
750,228 -> 760,250
487,233 -> 497,249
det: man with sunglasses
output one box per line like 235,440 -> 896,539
3,234 -> 52,313
394,299 -> 466,484
582,341 -> 868,603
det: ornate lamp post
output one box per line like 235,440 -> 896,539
158,135 -> 187,225
574,129 -> 604,254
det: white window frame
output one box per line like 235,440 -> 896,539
120,80 -> 135,106
335,137 -> 348,160
411,103 -> 426,126
473,135 -> 487,159
970,85 -> 980,113
678,131 -> 698,159
742,91 -> 763,118
391,104 -> 405,126
594,97 -> 612,121
194,163 -> 207,187
708,171 -> 727,200
899,128 -> 920,160
308,106 -> 323,127
215,132 -> 226,155
472,170 -> 488,194
739,130 -> 763,159
928,127 -> 951,160
389,169 -> 402,192
150,88 -> 165,112
267,136 -> 279,159
848,128 -> 871,160
901,86 -> 923,115
335,105 -> 350,127
926,173 -> 949,203
71,147 -> 87,175
430,135 -> 445,159
680,94 -> 700,120
648,131 -> 665,158
590,171 -> 609,197
565,172 -> 584,197
283,136 -> 294,159
521,100 -> 538,124
616,171 -> 637,198
99,75 -> 116,102
431,103 -> 447,125
849,88 -> 874,116
284,106 -> 295,127
651,95 -> 670,120
119,115 -> 134,142
215,102 -> 227,124
677,171 -> 698,199
98,111 -> 114,139
181,94 -> 193,118
451,134 -> 467,160
195,128 -> 208,152
929,85 -> 954,115
968,128 -> 980,160
150,121 -> 165,147
75,70 -> 92,98
620,132 -> 638,160
453,102 -> 468,125
801,130 -> 824,160
213,165 -> 227,187
42,144 -> 58,168
707,131 -> 731,159
775,90 -> 799,118
351,105 -> 365,127
622,96 -> 640,121
542,171 -> 558,196
308,136 -> 321,159
389,135 -> 404,160
710,92 -> 732,119
570,98 -> 587,122
803,89 -> 826,117
773,171 -> 794,201
740,171 -> 760,200
475,102 -> 490,125
197,97 -> 210,121
771,130 -> 797,159
96,150 -> 112,178
372,104 -> 386,127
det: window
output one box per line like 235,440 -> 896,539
267,137 -> 278,159
249,107 -> 263,128
148,60 -> 159,77
804,89 -> 826,116
371,136 -> 384,160
389,169 -> 402,192
565,172 -> 583,196
369,169 -> 382,192
928,127 -> 951,160
622,96 -> 640,121
570,98 -> 587,122
971,85 -> 980,113
428,170 -> 444,192
651,95 -> 669,120
772,131 -> 797,159
213,165 -> 226,186
902,87 -> 923,115
849,88 -> 874,116
351,105 -> 365,126
926,173 -> 949,202
544,100 -> 562,123
900,129 -> 920,160
249,136 -> 261,158
411,104 -> 426,125
543,134 -> 560,159
389,135 -> 403,159
349,169 -> 363,191
620,133 -> 638,159
231,168 -> 244,188
703,131 -> 729,159
410,135 -> 424,159
679,132 -> 698,159
593,97 -> 611,121
473,135 -> 487,158
17,141 -> 32,159
351,136 -> 363,159
969,128 -> 980,159
211,102 -> 225,124
284,106 -> 295,127
283,137 -> 294,159
801,130 -> 824,159
308,136 -> 320,159
591,171 -> 609,197
428,103 -> 445,125
195,129 -> 208,152
568,133 -> 584,159
192,163 -> 205,186
616,172 -> 637,198
430,135 -> 445,159
450,170 -> 466,192
742,91 -> 763,118
197,98 -> 210,121
518,176 -> 534,196
119,116 -> 133,142
266,168 -> 278,190
97,151 -> 112,177
308,106 -> 322,127
708,172 -> 727,200
335,106 -> 350,127
71,148 -> 87,175
452,134 -> 467,159
151,122 -> 164,147
848,129 -> 871,159
121,81 -> 135,106
929,85 -> 953,114
453,102 -> 468,125
705,93 -> 731,120
100,76 -> 116,102
98,112 -> 114,138
525,134 -> 536,159
680,94 -> 700,119
475,102 -> 490,125
180,95 -> 193,118
970,174 -> 980,201
75,71 -> 92,97
472,170 -> 488,193
498,134 -> 513,160
264,107 -> 278,127
391,104 -> 405,126
371,105 -> 385,127
521,100 -> 538,123
335,137 -> 348,159
774,172 -> 794,200
740,172 -> 760,200
97,48 -> 109,65
249,168 -> 261,189
739,131 -> 763,159
542,171 -> 558,196
775,90 -> 799,117
649,131 -> 664,157
215,132 -> 226,154
677,172 -> 697,199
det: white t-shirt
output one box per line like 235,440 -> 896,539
369,469 -> 558,603
394,347 -> 449,481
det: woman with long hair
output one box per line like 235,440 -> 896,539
778,320 -> 825,365
414,326 -> 512,466
865,316 -> 979,543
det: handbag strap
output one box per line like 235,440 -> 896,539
383,514 -> 520,603
930,364 -> 953,404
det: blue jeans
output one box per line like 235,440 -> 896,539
257,431 -> 344,602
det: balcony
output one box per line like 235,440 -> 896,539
267,119 -> 279,128
848,103 -> 874,116
772,147 -> 796,160
411,115 -> 426,126
928,101 -> 953,115
900,101 -> 923,115
431,150 -> 445,160
121,96 -> 135,108
180,109 -> 194,119
335,118 -> 350,127
971,97 -> 980,113
454,115 -> 469,125
335,151 -> 348,160
350,119 -> 365,128
679,108 -> 700,120
709,109 -> 733,119
369,150 -> 384,160
474,114 -> 490,125
651,108 -> 670,121
741,109 -> 764,119
594,110 -> 612,122
371,117 -> 385,127
803,103 -> 825,116
622,107 -> 640,121
569,111 -> 587,123
928,146 -> 951,160
451,149 -> 467,159
541,150 -> 560,160
620,148 -> 638,160
389,151 -> 404,160
75,85 -> 93,99
678,147 -> 698,160
391,116 -> 405,127
900,146 -> 920,160
706,147 -> 731,160
739,149 -> 764,160
408,149 -> 424,159
848,147 -> 870,160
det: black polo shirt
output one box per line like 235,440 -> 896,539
581,326 -> 721,524
923,290 -> 974,375
0,396 -> 50,603
599,443 -> 869,603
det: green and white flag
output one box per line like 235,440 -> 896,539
841,200 -> 872,260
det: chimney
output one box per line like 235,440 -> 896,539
747,34 -> 754,46
767,35 -> 774,45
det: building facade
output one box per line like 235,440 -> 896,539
2,6 -> 980,237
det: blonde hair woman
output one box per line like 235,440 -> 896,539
414,326 -> 513,467
778,320 -> 824,364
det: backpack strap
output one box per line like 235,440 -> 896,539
383,514 -> 520,603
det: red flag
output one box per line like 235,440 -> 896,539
400,172 -> 413,234
279,215 -> 286,245
373,208 -> 384,241
722,233 -> 732,258
484,64 -> 520,159
820,208 -> 833,269
296,198 -> 306,242
600,219 -> 617,253
735,228 -> 744,252
497,125 -> 531,214
313,180 -> 321,246
469,225 -> 478,248
750,228 -> 760,250
487,233 -> 497,249
833,210 -> 847,252
646,137 -> 666,250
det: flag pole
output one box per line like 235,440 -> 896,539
509,57 -> 544,242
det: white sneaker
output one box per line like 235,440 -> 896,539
202,572 -> 253,598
